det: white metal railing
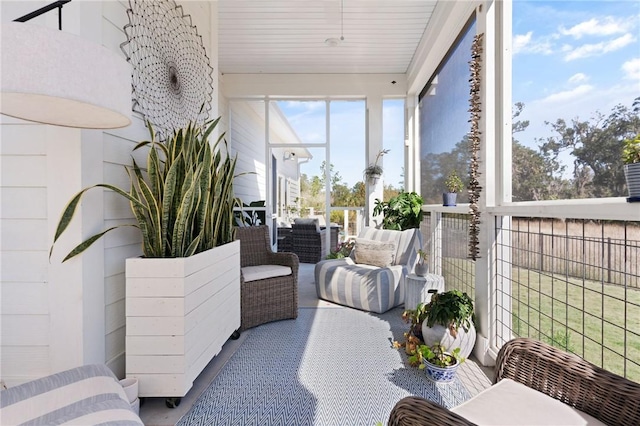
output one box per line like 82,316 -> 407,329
330,206 -> 365,242
310,206 -> 365,242
420,199 -> 640,381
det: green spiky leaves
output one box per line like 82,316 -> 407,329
50,118 -> 239,262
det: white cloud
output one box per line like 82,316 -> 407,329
568,73 -> 589,84
559,17 -> 633,39
513,31 -> 553,55
622,58 -> 640,80
539,84 -> 594,104
513,32 -> 532,54
564,33 -> 636,61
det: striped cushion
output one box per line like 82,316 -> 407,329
0,364 -> 143,425
315,228 -> 422,313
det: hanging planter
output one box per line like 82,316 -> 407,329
363,149 -> 389,184
367,172 -> 381,184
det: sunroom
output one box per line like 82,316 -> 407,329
1,0 -> 639,425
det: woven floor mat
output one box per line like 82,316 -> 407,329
177,306 -> 471,426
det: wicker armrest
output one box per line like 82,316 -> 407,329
388,396 -> 476,426
266,251 -> 299,274
495,337 -> 640,426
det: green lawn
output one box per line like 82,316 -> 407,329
442,258 -> 640,382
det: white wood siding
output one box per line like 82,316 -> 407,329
0,0 -> 217,384
0,122 -> 50,385
229,101 -> 267,203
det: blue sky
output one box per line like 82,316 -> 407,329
278,1 -> 640,188
513,0 -> 640,152
278,99 -> 406,188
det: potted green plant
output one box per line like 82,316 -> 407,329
393,302 -> 430,356
402,302 -> 429,342
410,344 -> 464,383
326,239 -> 355,259
372,191 -> 424,230
421,290 -> 476,359
414,248 -> 429,276
623,134 -> 640,202
443,170 -> 464,206
363,148 -> 389,183
50,118 -> 242,403
51,118 -> 238,260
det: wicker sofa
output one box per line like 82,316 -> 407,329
315,227 -> 421,314
388,337 -> 640,426
0,364 -> 143,425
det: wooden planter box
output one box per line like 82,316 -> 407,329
125,240 -> 240,398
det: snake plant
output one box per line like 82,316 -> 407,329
50,118 -> 240,262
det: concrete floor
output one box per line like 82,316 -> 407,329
139,263 -> 493,426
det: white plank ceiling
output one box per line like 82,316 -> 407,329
218,0 -> 437,74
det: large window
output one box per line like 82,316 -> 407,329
276,100 -> 366,227
419,20 -> 477,204
511,0 -> 640,201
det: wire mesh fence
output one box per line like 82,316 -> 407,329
495,217 -> 640,382
421,210 -> 640,381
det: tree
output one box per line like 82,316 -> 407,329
320,161 -> 343,188
420,138 -> 471,204
511,103 -> 569,201
512,141 -> 570,201
538,98 -> 640,198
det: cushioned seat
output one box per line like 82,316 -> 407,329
235,225 -> 299,331
0,364 -> 143,425
314,227 -> 421,313
388,338 -> 640,426
242,265 -> 292,282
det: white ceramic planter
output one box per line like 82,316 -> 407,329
421,322 -> 477,360
125,240 -> 241,398
119,378 -> 138,403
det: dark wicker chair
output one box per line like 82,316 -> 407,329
291,219 -> 328,263
277,227 -> 293,253
388,337 -> 640,426
235,225 -> 299,331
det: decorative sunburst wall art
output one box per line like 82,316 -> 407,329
120,0 -> 214,139
468,33 -> 484,261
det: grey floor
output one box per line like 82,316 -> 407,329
139,264 -> 493,426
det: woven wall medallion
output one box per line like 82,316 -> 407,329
120,0 -> 214,139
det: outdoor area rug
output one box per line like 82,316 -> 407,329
177,306 -> 472,426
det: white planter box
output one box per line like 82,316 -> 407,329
125,240 -> 240,398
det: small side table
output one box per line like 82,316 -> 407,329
405,273 -> 445,310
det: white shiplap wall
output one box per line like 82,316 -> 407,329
0,0 -> 217,384
1,123 -> 52,383
229,101 -> 267,204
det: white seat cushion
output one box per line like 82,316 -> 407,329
451,378 -> 605,425
242,265 -> 292,282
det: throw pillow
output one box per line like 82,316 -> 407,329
353,238 -> 396,267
